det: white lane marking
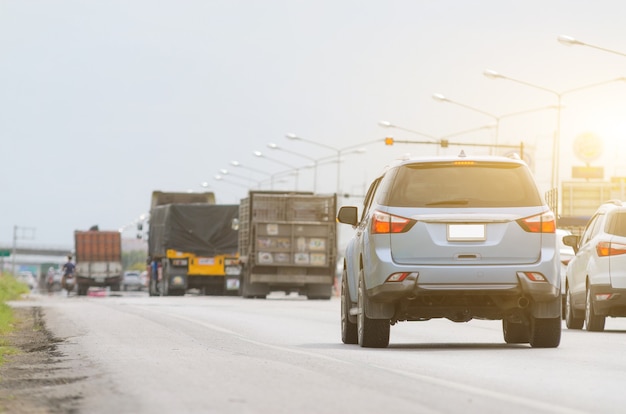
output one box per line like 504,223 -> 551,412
142,307 -> 584,413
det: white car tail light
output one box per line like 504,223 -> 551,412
596,241 -> 626,257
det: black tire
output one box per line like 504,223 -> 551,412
161,275 -> 170,296
529,316 -> 561,348
565,285 -> 584,329
341,269 -> 358,344
77,284 -> 88,296
306,284 -> 332,300
502,319 -> 529,344
241,267 -> 268,299
357,271 -> 390,348
148,279 -> 158,296
585,287 -> 606,332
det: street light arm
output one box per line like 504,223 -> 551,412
285,133 -> 338,153
484,69 -> 559,97
253,151 -> 297,169
230,160 -> 271,176
267,142 -> 316,161
432,93 -> 498,120
498,105 -> 559,120
558,34 -> 626,57
561,76 -> 626,96
378,120 -> 438,143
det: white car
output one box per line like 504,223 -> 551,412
17,271 -> 37,290
564,200 -> 626,331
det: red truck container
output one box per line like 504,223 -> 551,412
74,230 -> 123,295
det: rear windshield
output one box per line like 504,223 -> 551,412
386,161 -> 543,208
606,212 -> 626,237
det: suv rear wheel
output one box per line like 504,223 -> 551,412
357,271 -> 390,348
341,269 -> 357,344
529,315 -> 561,348
502,319 -> 529,344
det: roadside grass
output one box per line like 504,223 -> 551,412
0,274 -> 29,364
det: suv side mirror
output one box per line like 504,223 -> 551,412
337,206 -> 358,226
562,234 -> 579,253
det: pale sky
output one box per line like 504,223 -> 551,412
2,0 -> 625,247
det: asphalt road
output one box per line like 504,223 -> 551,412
11,291 -> 626,414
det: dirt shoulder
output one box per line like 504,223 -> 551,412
0,307 -> 86,414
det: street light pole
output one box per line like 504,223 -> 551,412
484,70 -> 626,192
377,121 -> 438,142
558,35 -> 626,58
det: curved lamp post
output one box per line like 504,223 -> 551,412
485,69 -> 626,191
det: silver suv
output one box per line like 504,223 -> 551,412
337,152 -> 561,348
563,200 -> 626,331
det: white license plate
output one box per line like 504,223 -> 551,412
447,224 -> 486,241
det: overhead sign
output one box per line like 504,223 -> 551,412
0,250 -> 10,257
572,166 -> 604,179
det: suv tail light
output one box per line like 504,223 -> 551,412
371,210 -> 416,234
596,241 -> 626,257
516,211 -> 556,233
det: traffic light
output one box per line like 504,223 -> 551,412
385,137 -> 394,146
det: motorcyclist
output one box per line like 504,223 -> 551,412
61,255 -> 76,293
46,266 -> 56,294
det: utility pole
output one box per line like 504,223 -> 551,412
12,225 -> 35,275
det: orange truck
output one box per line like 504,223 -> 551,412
74,230 -> 123,295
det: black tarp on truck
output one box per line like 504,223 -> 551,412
149,204 -> 239,257
148,203 -> 240,296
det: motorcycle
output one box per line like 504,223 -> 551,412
61,271 -> 76,295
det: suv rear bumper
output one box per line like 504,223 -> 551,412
590,285 -> 626,316
364,266 -> 560,321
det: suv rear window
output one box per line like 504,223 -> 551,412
606,211 -> 626,237
386,161 -> 542,208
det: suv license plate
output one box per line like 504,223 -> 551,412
447,224 -> 486,241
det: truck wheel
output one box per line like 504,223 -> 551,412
529,316 -> 561,348
502,319 -> 529,344
357,271 -> 390,348
341,269 -> 358,344
306,284 -> 331,300
161,276 -> 170,296
241,268 -> 268,299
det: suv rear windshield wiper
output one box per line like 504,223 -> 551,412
426,199 -> 470,206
